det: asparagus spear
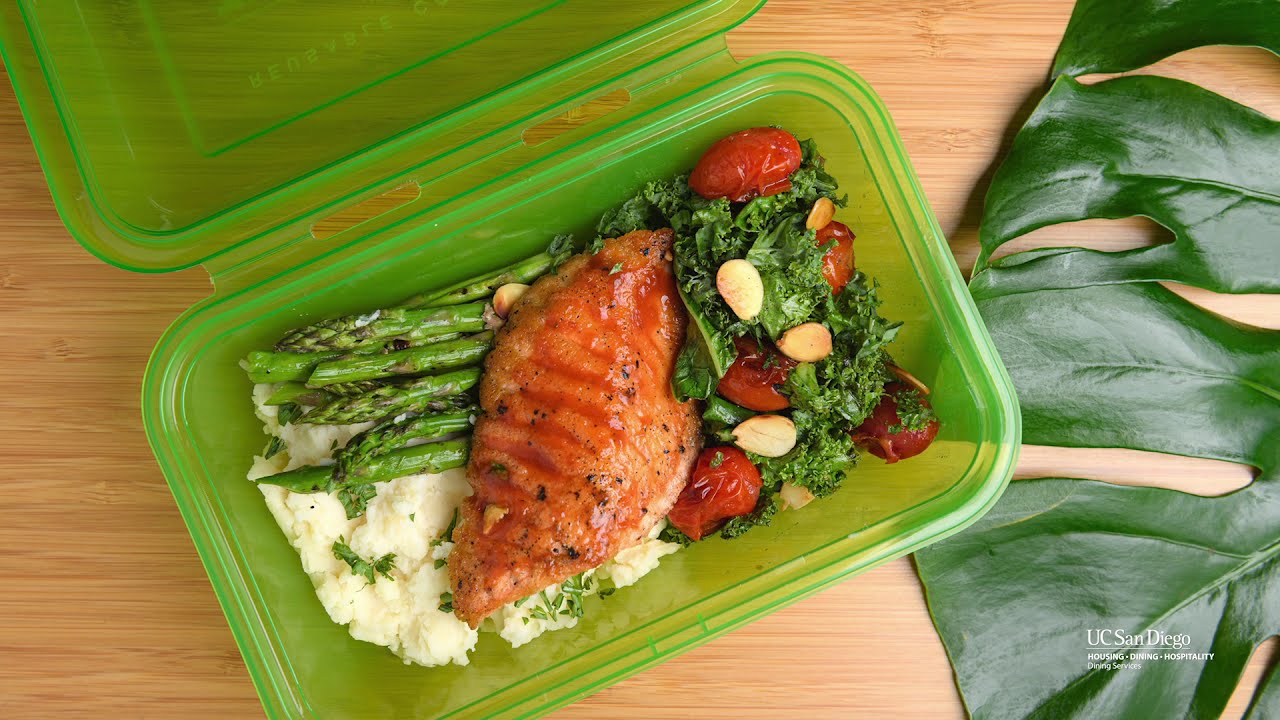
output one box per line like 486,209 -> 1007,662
274,303 -> 487,354
302,368 -> 482,425
255,439 -> 471,493
243,350 -> 343,384
326,380 -> 398,396
338,409 -> 475,479
345,437 -> 470,486
307,332 -> 494,387
245,331 -> 467,385
266,379 -> 402,407
401,236 -> 572,308
265,382 -> 334,407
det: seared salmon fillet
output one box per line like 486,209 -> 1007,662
448,229 -> 700,627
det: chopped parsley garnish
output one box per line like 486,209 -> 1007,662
559,573 -> 593,617
262,435 -> 286,460
529,590 -> 559,621
516,573 -> 597,622
547,234 -> 575,273
276,402 -> 302,426
331,537 -> 396,584
609,262 -> 624,275
709,450 -> 726,468
431,508 -> 461,548
438,592 -> 454,613
434,558 -> 447,570
337,484 -> 376,520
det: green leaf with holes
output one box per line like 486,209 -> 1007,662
916,282 -> 1280,720
971,75 -> 1280,294
921,4 -> 1280,717
1052,0 -> 1280,77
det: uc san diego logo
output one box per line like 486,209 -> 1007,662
1086,628 -> 1213,670
1087,628 -> 1192,649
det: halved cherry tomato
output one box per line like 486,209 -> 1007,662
717,336 -> 798,412
689,127 -> 803,203
816,221 -> 856,294
667,447 -> 762,541
851,382 -> 940,463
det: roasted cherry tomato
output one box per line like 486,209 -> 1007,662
851,382 -> 940,463
717,336 -> 798,412
667,447 -> 763,541
816,221 -> 856,294
689,127 -> 803,203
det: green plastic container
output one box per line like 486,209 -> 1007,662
1,1 -> 1019,717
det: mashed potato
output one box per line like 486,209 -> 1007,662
247,384 -> 681,666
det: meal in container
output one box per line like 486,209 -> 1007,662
242,127 -> 940,666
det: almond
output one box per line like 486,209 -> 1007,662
777,322 -> 833,362
493,283 -> 530,318
780,481 -> 816,511
806,197 -> 836,230
732,414 -> 797,457
716,259 -> 764,321
482,505 -> 508,533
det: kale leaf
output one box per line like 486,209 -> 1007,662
719,492 -> 781,539
657,523 -> 695,547
788,273 -> 900,428
888,386 -> 936,434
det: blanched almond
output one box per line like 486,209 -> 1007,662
777,322 -> 833,362
780,481 -> 816,511
732,414 -> 797,457
482,505 -> 508,533
806,197 -> 836,230
493,283 -> 530,318
716,259 -> 764,321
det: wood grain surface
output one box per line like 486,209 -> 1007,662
1,1 -> 1277,718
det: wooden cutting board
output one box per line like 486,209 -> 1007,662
0,1 -> 1275,717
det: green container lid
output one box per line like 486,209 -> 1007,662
2,2 -> 1020,718
1,0 -> 763,271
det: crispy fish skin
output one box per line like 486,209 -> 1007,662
449,229 -> 700,627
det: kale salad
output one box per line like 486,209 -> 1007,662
594,127 -> 940,543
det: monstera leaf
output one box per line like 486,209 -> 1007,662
916,2 -> 1280,718
1053,0 -> 1280,77
972,75 -> 1280,295
916,282 -> 1280,719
